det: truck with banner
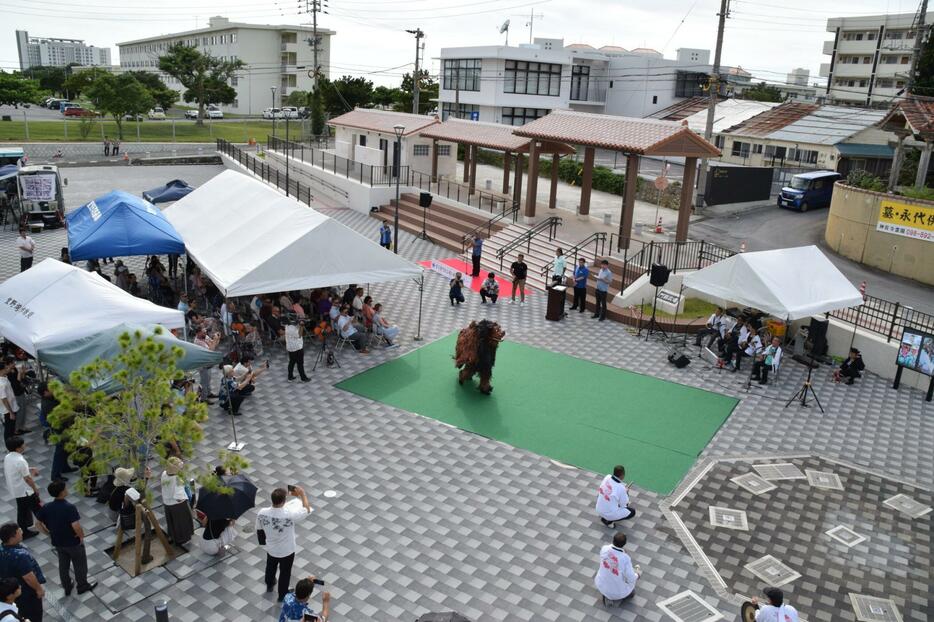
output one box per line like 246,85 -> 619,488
17,164 -> 65,229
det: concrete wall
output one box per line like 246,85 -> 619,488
825,183 -> 934,285
332,126 -> 456,178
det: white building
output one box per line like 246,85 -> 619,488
16,30 -> 111,70
820,12 -> 931,106
437,39 -> 713,124
116,16 -> 334,116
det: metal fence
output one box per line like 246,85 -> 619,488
828,295 -> 934,343
217,138 -> 316,205
267,136 -> 407,186
408,170 -> 516,215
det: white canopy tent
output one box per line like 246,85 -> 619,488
682,245 -> 864,321
163,170 -> 423,297
0,259 -> 185,357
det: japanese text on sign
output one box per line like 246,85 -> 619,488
877,200 -> 934,243
19,174 -> 57,201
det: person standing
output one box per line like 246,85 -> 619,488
160,457 -> 194,547
193,328 -> 221,403
509,254 -> 528,305
593,260 -> 612,321
595,465 -> 636,528
14,229 -> 35,273
470,236 -> 483,278
550,248 -> 566,286
594,532 -> 640,606
34,481 -> 96,597
570,257 -> 589,313
103,137 -> 110,157
285,321 -> 309,382
3,438 -> 40,539
751,587 -> 800,622
0,361 -> 18,441
255,486 -> 312,602
378,221 -> 392,250
0,523 -> 45,622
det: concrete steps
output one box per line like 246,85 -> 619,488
380,193 -> 511,254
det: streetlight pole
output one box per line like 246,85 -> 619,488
270,86 -> 278,139
285,113 -> 290,197
393,124 -> 405,253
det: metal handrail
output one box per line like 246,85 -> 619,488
408,169 -> 516,215
540,232 -> 608,277
267,135 -> 408,187
461,206 -> 519,249
495,216 -> 562,271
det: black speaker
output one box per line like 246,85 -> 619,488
808,317 -> 829,357
668,350 -> 691,368
419,192 -> 433,208
650,263 -> 670,287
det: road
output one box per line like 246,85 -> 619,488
1,104 -> 272,123
690,203 -> 934,311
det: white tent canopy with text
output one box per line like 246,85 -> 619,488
0,259 -> 185,357
682,245 -> 864,321
163,170 -> 423,297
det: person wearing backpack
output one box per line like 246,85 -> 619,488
0,577 -> 24,620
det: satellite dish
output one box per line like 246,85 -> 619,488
500,19 -> 510,34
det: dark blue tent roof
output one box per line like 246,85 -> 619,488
142,179 -> 194,204
67,190 -> 185,261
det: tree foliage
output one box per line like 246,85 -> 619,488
62,68 -> 110,100
284,90 -> 309,107
320,75 -> 374,117
158,44 -> 244,124
0,72 -> 42,106
913,25 -> 934,95
127,71 -> 178,110
372,85 -> 401,109
741,81 -> 783,103
394,70 -> 438,115
24,66 -> 68,96
310,88 -> 326,136
85,73 -> 154,140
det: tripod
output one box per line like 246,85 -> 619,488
312,336 -> 340,371
784,356 -> 824,413
416,202 -> 432,242
643,286 -> 669,342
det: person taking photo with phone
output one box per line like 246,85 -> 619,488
256,485 -> 312,602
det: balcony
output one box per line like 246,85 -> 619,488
819,63 -> 831,77
830,63 -> 872,78
834,39 -> 881,55
569,83 -> 607,104
823,41 -> 835,55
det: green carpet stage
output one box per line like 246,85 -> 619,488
336,334 -> 738,494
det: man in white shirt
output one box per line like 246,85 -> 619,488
193,328 -> 221,402
594,532 -> 640,605
695,307 -> 725,349
0,360 -> 18,440
285,322 -> 309,382
15,229 -> 35,273
752,587 -> 800,622
551,248 -> 567,286
256,486 -> 312,602
4,437 -> 40,539
337,305 -> 368,353
752,337 -> 782,384
595,465 -> 636,528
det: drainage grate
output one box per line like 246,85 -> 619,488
826,525 -> 867,548
752,463 -> 806,480
744,555 -> 801,587
806,469 -> 844,490
731,472 -> 777,495
849,594 -> 903,622
882,493 -> 932,519
709,506 -> 749,530
657,590 -> 724,622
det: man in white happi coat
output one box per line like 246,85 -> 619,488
752,587 -> 800,622
595,465 -> 636,528
594,532 -> 641,605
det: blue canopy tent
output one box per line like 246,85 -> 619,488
0,164 -> 17,182
37,323 -> 221,394
67,190 -> 186,261
143,179 -> 194,204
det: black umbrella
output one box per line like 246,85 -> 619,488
195,474 -> 257,520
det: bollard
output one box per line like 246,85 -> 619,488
154,598 -> 169,622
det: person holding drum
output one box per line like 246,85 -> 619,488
745,587 -> 799,622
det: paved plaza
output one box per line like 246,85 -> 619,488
0,166 -> 931,621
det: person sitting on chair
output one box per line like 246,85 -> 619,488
752,337 -> 782,384
726,322 -> 753,372
695,307 -> 725,349
833,348 -> 865,385
371,303 -> 400,347
337,305 -> 369,354
361,296 -> 375,330
594,532 -> 641,607
479,273 -> 499,304
449,273 -> 465,306
595,465 -> 636,527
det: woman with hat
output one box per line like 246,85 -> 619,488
160,457 -> 194,547
107,467 -> 136,526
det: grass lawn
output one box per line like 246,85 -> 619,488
0,119 -> 289,143
640,297 -> 718,319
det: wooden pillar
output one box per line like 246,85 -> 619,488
915,139 -> 932,189
578,146 -> 596,216
463,143 -> 471,183
502,150 -> 511,194
524,141 -> 541,218
431,139 -> 439,182
513,153 -> 523,209
469,145 -> 478,194
618,154 -> 639,249
677,157 -> 698,243
548,154 -> 560,210
887,134 -> 906,191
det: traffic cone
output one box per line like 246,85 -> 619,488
655,217 -> 663,233
739,241 -> 746,253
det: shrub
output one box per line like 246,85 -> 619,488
897,186 -> 934,201
846,169 -> 886,192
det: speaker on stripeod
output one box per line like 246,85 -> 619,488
668,349 -> 691,368
419,192 -> 433,208
650,263 -> 670,287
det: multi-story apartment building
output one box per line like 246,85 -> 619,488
437,39 -> 714,124
16,30 -> 111,70
117,16 -> 334,115
820,12 -> 931,106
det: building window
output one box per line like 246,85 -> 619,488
504,60 -> 562,96
714,135 -> 725,149
232,99 -> 239,107
570,65 -> 590,101
413,144 -> 430,156
442,59 -> 481,92
675,71 -> 707,97
230,33 -> 237,44
876,78 -> 894,88
436,145 -> 451,156
731,141 -> 750,157
867,32 -> 877,40
863,56 -> 872,64
652,95 -> 658,104
753,144 -> 763,154
788,147 -> 818,164
901,56 -> 910,64
441,102 -> 479,120
501,107 -> 548,126
231,76 -> 238,86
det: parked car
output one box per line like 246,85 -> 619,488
64,107 -> 97,117
184,109 -> 200,119
206,108 -> 224,119
281,107 -> 299,119
46,99 -> 64,110
263,107 -> 282,119
297,107 -> 309,119
776,170 -> 843,212
148,107 -> 166,120
59,102 -> 77,113
124,112 -> 144,121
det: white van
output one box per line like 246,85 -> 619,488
263,107 -> 283,119
281,107 -> 299,119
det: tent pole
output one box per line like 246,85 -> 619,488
414,274 -> 424,342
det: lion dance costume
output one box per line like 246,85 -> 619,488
454,320 -> 505,394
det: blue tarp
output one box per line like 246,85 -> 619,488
67,190 -> 186,261
142,179 -> 194,204
0,165 -> 17,182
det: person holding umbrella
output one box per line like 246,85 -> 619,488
195,469 -> 256,557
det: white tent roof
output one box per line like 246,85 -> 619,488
163,170 -> 423,297
682,245 -> 863,320
0,259 -> 185,357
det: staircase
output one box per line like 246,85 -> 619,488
381,193 -> 512,254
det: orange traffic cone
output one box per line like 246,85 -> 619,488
739,241 -> 746,253
654,217 -> 663,234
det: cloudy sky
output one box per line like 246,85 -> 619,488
0,0 -> 921,88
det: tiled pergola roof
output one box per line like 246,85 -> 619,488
878,97 -> 934,138
327,108 -> 439,137
419,119 -> 576,154
512,110 -> 720,157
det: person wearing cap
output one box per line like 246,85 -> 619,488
160,458 -> 194,547
833,348 -> 865,385
594,532 -> 641,606
14,229 -> 35,273
595,465 -> 636,528
593,260 -> 612,321
751,587 -> 799,622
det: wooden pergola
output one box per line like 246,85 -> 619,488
512,110 -> 721,246
878,97 -> 934,190
419,119 -> 575,211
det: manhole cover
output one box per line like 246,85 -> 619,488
826,525 -> 867,548
806,469 -> 844,490
883,493 -> 932,519
744,555 -> 801,587
323,490 -> 339,498
731,472 -> 777,495
657,590 -> 724,622
709,506 -> 749,531
752,463 -> 806,481
849,594 -> 903,622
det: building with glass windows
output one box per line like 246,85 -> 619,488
16,30 -> 111,70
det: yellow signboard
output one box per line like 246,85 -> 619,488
876,199 -> 934,242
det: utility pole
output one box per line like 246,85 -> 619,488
907,0 -> 930,94
304,0 -> 326,136
694,0 -> 729,210
407,28 -> 425,114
